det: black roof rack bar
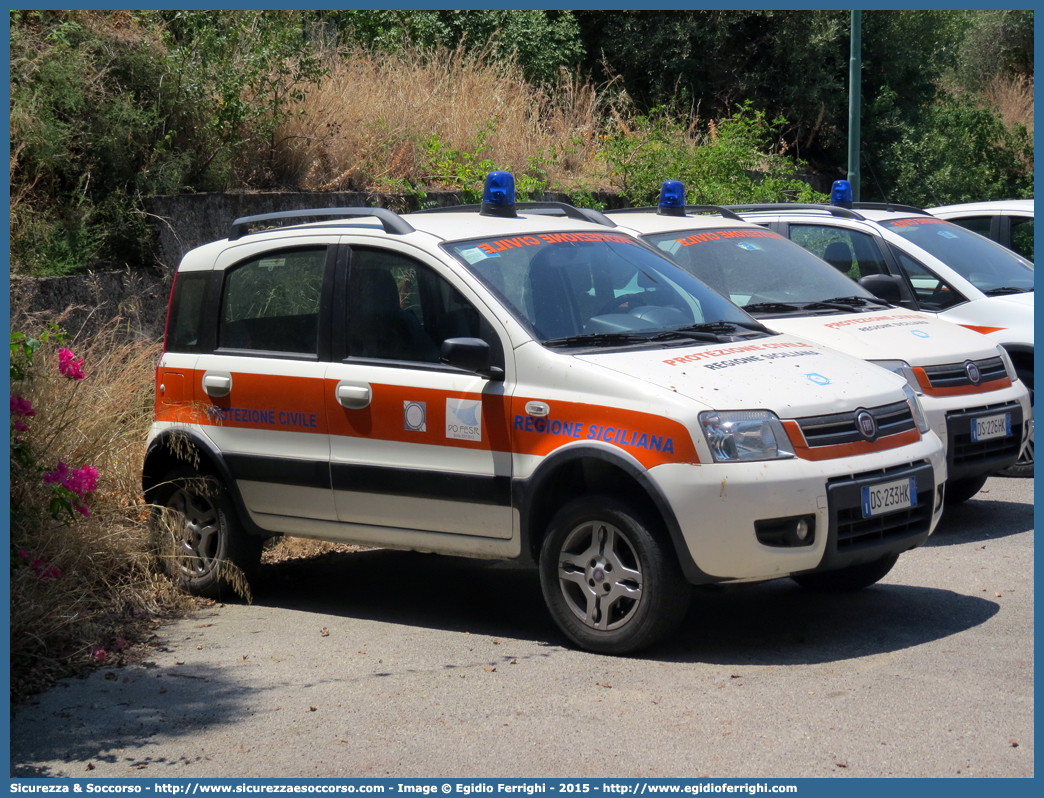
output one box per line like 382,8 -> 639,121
723,203 -> 866,220
228,207 -> 415,240
610,205 -> 744,222
849,202 -> 930,216
413,201 -> 614,226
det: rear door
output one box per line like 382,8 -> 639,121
193,238 -> 338,524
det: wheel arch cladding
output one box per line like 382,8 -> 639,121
515,445 -> 719,585
142,429 -> 267,539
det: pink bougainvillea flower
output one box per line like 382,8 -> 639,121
43,462 -> 69,486
90,647 -> 107,663
66,465 -> 99,496
44,463 -> 98,513
10,396 -> 35,417
58,348 -> 86,381
18,549 -> 29,560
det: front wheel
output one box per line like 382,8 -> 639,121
945,474 -> 989,505
997,364 -> 1033,477
150,467 -> 262,599
539,496 -> 690,655
791,553 -> 899,593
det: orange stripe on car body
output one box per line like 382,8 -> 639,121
154,368 -> 699,468
912,367 -> 1012,397
959,325 -> 1006,336
782,421 -> 921,462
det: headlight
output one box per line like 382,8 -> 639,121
698,410 -> 795,462
997,346 -> 1019,382
902,384 -> 931,434
870,359 -> 923,395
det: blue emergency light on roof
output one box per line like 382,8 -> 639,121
831,179 -> 854,208
658,180 -> 687,216
480,171 -> 517,217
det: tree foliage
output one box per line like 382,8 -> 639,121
328,10 -> 584,86
8,10 -> 1033,277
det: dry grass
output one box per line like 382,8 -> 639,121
272,45 -> 609,193
9,321 -> 192,700
985,74 -> 1034,135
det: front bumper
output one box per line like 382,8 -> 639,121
919,382 -> 1030,481
651,434 -> 946,582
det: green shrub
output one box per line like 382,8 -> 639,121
876,93 -> 1033,207
604,103 -> 825,206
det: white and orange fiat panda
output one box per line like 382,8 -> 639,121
145,172 -> 946,654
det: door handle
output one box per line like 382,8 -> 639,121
336,381 -> 371,409
202,372 -> 232,398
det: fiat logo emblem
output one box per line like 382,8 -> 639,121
856,410 -> 877,441
965,361 -> 981,385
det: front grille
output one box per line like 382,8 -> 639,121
834,504 -> 931,552
923,356 -> 1007,389
826,461 -> 934,558
795,401 -> 915,447
947,402 -> 1023,474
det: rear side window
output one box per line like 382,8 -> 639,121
1010,216 -> 1034,261
166,272 -> 209,353
948,215 -> 993,237
219,247 -> 327,355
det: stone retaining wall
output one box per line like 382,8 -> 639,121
12,176 -> 830,341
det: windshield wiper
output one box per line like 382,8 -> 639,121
541,332 -> 658,348
673,319 -> 773,335
742,301 -> 803,313
820,295 -> 893,307
984,286 -> 1032,296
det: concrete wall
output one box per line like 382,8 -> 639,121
12,178 -> 829,341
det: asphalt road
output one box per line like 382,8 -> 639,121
10,476 -> 1033,779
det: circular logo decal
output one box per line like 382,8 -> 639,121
404,401 -> 427,432
965,361 -> 981,385
856,410 -> 878,441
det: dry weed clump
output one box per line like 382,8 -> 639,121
9,321 -> 191,700
986,74 -> 1034,135
274,45 -> 608,193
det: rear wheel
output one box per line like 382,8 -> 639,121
945,474 -> 989,505
150,467 -> 262,599
791,553 -> 899,593
539,496 -> 690,655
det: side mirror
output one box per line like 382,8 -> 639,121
440,337 -> 504,381
858,274 -> 903,306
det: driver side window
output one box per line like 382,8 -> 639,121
346,248 -> 501,366
892,250 -> 965,311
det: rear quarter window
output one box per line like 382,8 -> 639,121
166,272 -> 209,353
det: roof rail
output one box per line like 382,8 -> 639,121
849,202 -> 930,216
228,208 -> 415,241
724,203 -> 867,220
412,201 -> 614,226
610,205 -> 744,222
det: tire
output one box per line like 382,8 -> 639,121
791,553 -> 899,593
150,467 -> 262,600
944,474 -> 989,505
997,363 -> 1033,478
539,496 -> 690,655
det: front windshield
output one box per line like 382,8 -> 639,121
880,217 -> 1034,293
643,227 -> 874,308
444,231 -> 756,344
